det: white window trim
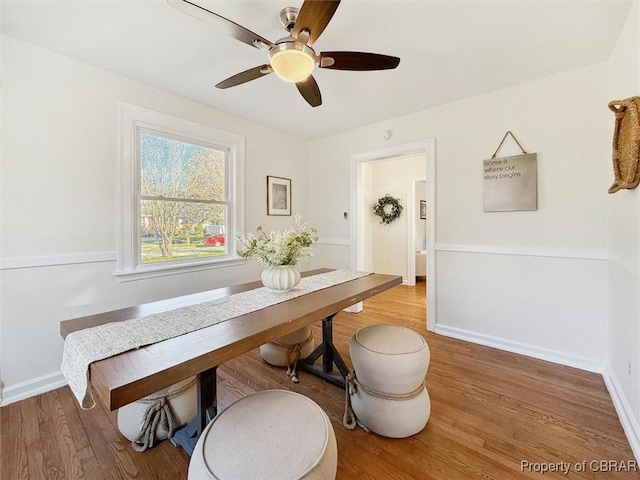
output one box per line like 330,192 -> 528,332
115,102 -> 245,282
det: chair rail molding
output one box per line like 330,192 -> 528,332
315,238 -> 351,246
609,252 -> 640,276
1,251 -> 118,270
435,243 -> 608,261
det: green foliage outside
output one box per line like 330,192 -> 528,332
141,242 -> 225,263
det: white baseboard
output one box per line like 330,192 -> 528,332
433,324 -> 604,373
0,371 -> 67,407
603,367 -> 640,463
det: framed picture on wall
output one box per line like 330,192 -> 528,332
267,176 -> 292,216
420,200 -> 427,219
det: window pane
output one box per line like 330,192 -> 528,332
140,132 -> 226,201
141,200 -> 227,264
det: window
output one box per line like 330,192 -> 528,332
116,103 -> 245,281
139,131 -> 229,264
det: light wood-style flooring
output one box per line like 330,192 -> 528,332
1,281 -> 638,479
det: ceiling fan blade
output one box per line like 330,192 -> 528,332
319,51 -> 400,71
168,0 -> 274,49
296,75 -> 322,107
215,65 -> 271,89
292,1 -> 340,46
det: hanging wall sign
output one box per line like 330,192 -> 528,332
482,131 -> 537,212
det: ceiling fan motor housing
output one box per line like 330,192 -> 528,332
279,7 -> 299,32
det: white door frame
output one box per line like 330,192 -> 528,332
349,139 -> 436,332
406,176 -> 427,287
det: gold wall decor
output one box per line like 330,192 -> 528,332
608,96 -> 640,194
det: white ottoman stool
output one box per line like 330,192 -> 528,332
117,376 -> 197,451
346,324 -> 431,438
347,383 -> 431,439
189,390 -> 337,480
260,326 -> 314,382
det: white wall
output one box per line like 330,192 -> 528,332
0,35 -> 309,404
605,0 -> 640,461
308,62 -> 610,369
367,155 -> 425,282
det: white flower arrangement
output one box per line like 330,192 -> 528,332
236,214 -> 319,267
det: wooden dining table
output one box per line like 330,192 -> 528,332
59,268 -> 402,454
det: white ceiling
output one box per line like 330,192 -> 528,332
1,0 -> 632,140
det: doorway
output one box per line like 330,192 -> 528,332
406,177 -> 427,287
349,140 -> 436,332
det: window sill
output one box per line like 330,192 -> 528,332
114,256 -> 246,282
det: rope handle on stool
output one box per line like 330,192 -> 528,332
343,371 -> 425,432
131,377 -> 197,452
343,372 -> 368,431
270,333 -> 313,383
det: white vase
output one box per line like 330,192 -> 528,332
261,265 -> 301,292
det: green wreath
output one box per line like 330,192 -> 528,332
372,194 -> 403,225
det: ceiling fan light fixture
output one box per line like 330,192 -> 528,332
168,0 -> 400,107
269,43 -> 316,83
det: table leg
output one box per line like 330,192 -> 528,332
298,314 -> 350,388
170,366 -> 218,456
197,367 -> 218,432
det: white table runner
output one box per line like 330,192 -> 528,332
61,269 -> 370,409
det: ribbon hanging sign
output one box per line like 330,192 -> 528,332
483,131 -> 537,212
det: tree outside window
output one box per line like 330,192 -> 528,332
139,132 -> 228,264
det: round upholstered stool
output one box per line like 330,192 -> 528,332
117,376 -> 197,444
348,383 -> 431,439
188,390 -> 337,480
260,326 -> 314,382
346,324 -> 431,438
350,324 -> 430,393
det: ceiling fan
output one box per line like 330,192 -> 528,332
167,0 -> 400,107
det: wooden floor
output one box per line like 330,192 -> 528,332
2,281 -> 638,480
